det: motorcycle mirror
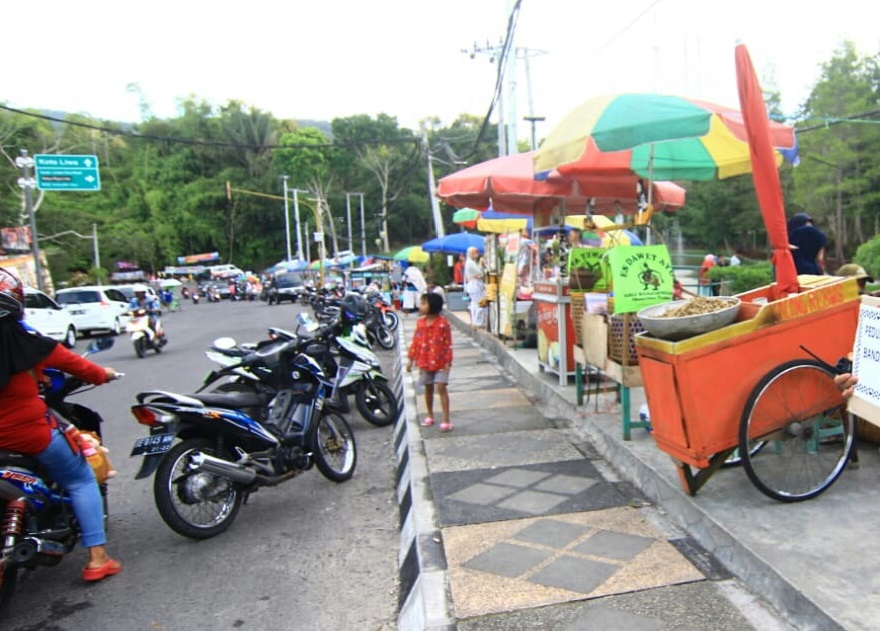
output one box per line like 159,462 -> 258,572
212,337 -> 238,350
87,337 -> 114,354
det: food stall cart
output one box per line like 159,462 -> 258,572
635,276 -> 859,501
534,279 -> 577,385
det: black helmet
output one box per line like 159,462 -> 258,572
340,293 -> 368,320
0,267 -> 25,321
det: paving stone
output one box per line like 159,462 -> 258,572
462,541 -> 552,578
529,554 -> 619,594
573,529 -> 655,561
513,519 -> 591,547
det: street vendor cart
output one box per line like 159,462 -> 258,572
636,276 -> 860,501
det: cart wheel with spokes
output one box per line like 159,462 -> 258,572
738,359 -> 854,502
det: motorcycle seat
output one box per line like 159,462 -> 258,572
0,450 -> 43,473
189,391 -> 268,409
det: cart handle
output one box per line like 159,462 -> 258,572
799,345 -> 852,375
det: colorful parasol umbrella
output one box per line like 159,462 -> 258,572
393,246 -> 430,264
452,207 -> 480,229
533,93 -> 798,182
437,151 -> 686,215
421,232 -> 485,255
532,215 -> 643,247
735,44 -> 798,296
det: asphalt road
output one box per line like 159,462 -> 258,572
3,298 -> 400,631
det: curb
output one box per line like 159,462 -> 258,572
393,323 -> 456,631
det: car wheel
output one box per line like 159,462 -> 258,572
63,326 -> 77,349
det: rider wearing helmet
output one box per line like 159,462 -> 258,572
129,285 -> 163,339
0,268 -> 122,581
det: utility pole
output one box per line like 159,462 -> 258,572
358,193 -> 366,256
281,175 -> 292,261
464,39 -> 507,157
421,128 -> 446,239
292,188 -> 304,261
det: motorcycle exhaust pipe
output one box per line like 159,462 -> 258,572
187,452 -> 257,485
13,537 -> 66,564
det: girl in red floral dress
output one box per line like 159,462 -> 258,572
406,293 -> 454,431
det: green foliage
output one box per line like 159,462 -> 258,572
4,39 -> 880,287
854,233 -> 880,278
706,261 -> 774,294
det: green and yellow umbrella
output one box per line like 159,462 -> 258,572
452,207 -> 480,229
393,246 -> 429,264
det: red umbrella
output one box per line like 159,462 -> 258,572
735,43 -> 799,296
436,151 -> 685,215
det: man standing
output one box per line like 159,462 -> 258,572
788,212 -> 826,275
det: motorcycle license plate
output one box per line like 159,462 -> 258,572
130,434 -> 174,457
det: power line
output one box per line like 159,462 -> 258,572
0,104 -> 420,151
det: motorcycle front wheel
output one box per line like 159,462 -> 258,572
310,412 -> 357,482
373,325 -> 395,350
154,438 -> 243,539
355,380 -> 398,426
134,337 -> 146,358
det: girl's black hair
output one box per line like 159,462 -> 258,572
422,292 -> 443,315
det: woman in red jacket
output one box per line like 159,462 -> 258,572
0,269 -> 121,582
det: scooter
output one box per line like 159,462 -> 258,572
125,308 -> 168,358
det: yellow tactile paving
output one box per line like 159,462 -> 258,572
442,507 -> 704,619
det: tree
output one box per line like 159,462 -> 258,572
793,41 -> 880,263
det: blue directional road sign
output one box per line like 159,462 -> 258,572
34,154 -> 101,191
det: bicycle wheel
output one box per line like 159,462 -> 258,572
739,359 -> 854,502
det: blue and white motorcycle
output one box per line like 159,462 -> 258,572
0,338 -> 117,612
129,332 -> 357,539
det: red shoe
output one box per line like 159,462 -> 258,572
83,558 -> 122,582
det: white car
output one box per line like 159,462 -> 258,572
114,284 -> 160,305
23,288 -> 78,347
54,285 -> 130,336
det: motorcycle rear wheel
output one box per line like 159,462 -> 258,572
154,438 -> 243,539
310,412 -> 356,482
355,381 -> 398,426
0,561 -> 18,614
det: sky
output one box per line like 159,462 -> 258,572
5,0 -> 880,146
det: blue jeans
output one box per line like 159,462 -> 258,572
36,429 -> 106,548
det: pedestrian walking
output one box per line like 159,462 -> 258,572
464,246 -> 487,329
406,292 -> 454,432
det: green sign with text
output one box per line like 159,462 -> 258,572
34,154 -> 101,191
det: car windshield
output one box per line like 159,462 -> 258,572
275,273 -> 303,288
56,290 -> 100,304
116,287 -> 136,300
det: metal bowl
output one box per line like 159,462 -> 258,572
637,297 -> 741,341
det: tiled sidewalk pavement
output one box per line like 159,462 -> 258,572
403,318 -> 792,630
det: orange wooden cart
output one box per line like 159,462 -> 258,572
635,275 -> 861,502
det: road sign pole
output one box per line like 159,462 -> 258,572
15,150 -> 44,292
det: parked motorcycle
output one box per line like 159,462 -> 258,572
208,314 -> 399,426
365,289 -> 399,332
129,332 -> 357,540
0,338 -> 119,612
125,308 -> 167,358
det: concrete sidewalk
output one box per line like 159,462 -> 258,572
394,308 -> 880,630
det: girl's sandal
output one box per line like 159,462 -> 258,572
439,423 -> 454,432
420,417 -> 435,427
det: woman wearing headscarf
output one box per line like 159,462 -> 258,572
0,268 -> 122,582
464,246 -> 486,329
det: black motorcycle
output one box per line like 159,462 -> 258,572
129,335 -> 357,539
